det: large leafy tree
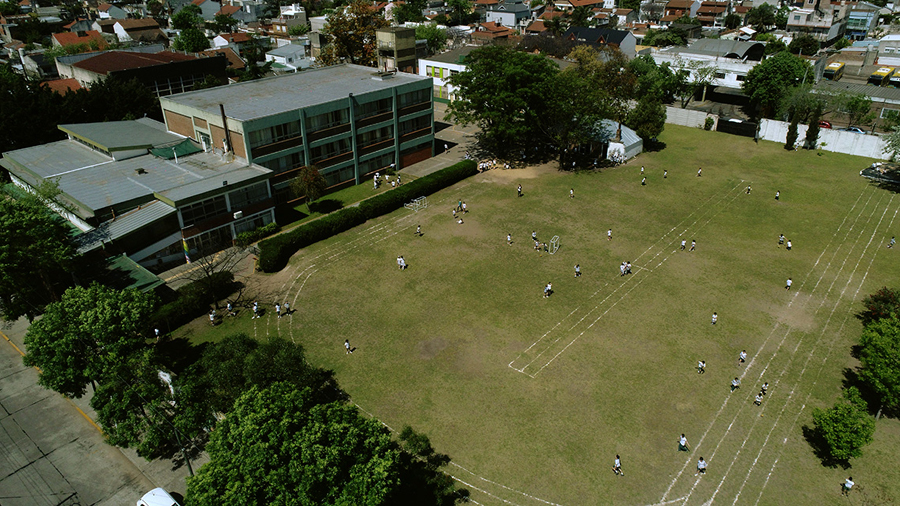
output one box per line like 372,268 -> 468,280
186,383 -> 404,505
626,96 -> 666,141
173,26 -> 211,52
172,4 -> 203,30
884,126 -> 900,161
212,13 -> 239,34
629,54 -> 679,103
416,23 -> 448,55
447,0 -> 471,25
0,183 -> 78,321
742,51 -> 812,118
788,34 -> 820,56
858,316 -> 900,415
723,13 -> 742,29
859,287 -> 900,326
446,46 -> 559,157
810,387 -> 875,464
319,0 -> 389,67
23,283 -> 156,397
290,165 -> 328,212
746,4 -> 775,31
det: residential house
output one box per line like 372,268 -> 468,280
41,78 -> 83,94
64,18 -> 95,33
485,1 -> 534,30
376,26 -> 418,73
553,0 -> 605,12
652,39 -> 766,89
159,64 -> 435,199
597,8 -> 637,26
562,26 -> 637,57
471,21 -> 514,43
270,3 -> 308,38
785,0 -> 850,44
221,0 -> 267,24
212,32 -> 262,55
418,45 -> 476,102
199,46 -> 246,73
189,0 -> 222,21
217,5 -> 242,24
19,50 -> 57,79
0,119 -> 276,268
51,30 -> 108,50
664,0 -> 700,18
56,49 -> 228,96
696,1 -> 728,26
878,34 -> 900,55
265,43 -> 310,71
96,2 -> 127,19
845,1 -> 880,41
113,19 -> 168,44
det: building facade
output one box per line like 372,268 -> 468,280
159,64 -> 434,199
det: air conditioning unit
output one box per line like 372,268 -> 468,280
233,211 -> 243,220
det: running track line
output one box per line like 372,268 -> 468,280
658,185 -> 875,503
509,182 -> 745,377
748,204 -> 897,506
668,189 -> 892,505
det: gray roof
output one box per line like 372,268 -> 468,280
161,63 -> 432,122
816,80 -> 900,104
677,39 -> 765,60
423,46 -> 478,65
76,200 -> 176,254
59,121 -> 183,151
2,138 -> 271,214
266,44 -> 306,57
487,2 -> 531,12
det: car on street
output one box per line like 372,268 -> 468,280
137,488 -> 181,506
818,120 -> 832,129
841,126 -> 865,134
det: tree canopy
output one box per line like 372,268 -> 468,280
22,283 -> 156,397
416,23 -> 447,55
810,387 -> 875,464
858,315 -> 900,415
742,51 -> 813,118
746,4 -> 775,30
172,4 -> 203,30
290,165 -> 328,211
0,182 -> 78,321
172,26 -> 211,52
788,34 -> 820,56
319,0 -> 389,66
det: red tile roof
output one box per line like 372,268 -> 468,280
41,78 -> 83,95
474,0 -> 499,5
540,10 -> 564,19
116,18 -> 160,30
734,5 -> 751,12
216,32 -> 252,43
97,3 -> 113,11
18,0 -> 30,6
52,30 -> 108,49
665,0 -> 695,7
63,18 -> 88,28
217,5 -> 240,15
525,20 -> 547,32
199,46 -> 246,70
72,50 -> 197,74
474,21 -> 513,38
569,0 -> 605,7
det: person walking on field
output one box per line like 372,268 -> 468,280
842,477 -> 854,496
507,233 -> 512,245
746,185 -> 752,194
778,234 -> 785,247
678,434 -> 690,452
345,339 -> 353,354
608,229 -> 612,241
731,377 -> 741,392
890,236 -> 896,248
664,169 -> 668,178
711,312 -> 718,325
697,168 -> 702,177
775,190 -> 780,200
574,264 -> 581,277
612,455 -> 624,476
681,239 -> 686,250
570,188 -> 575,199
416,224 -> 422,236
697,360 -> 706,374
517,184 -> 522,197
690,240 -> 696,252
754,393 -> 763,406
739,350 -> 747,364
786,239 -> 792,251
786,278 -> 792,290
696,457 -> 707,476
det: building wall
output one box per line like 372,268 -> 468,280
418,58 -> 466,101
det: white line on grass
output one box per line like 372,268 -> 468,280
678,190 -> 891,505
450,462 -> 565,506
658,186 -> 876,503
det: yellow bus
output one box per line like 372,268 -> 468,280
868,67 -> 894,86
823,62 -> 845,81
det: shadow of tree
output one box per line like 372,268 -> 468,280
800,424 -> 851,469
311,198 -> 342,214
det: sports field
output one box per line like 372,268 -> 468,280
182,125 -> 900,505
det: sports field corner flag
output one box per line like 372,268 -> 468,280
183,238 -> 191,264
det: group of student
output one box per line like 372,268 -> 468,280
372,170 -> 400,190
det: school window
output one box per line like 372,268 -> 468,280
357,125 -> 393,146
794,15 -> 800,20
399,115 -> 430,135
305,109 -> 349,132
180,196 -> 228,227
736,74 -> 746,82
259,152 -> 303,173
233,210 -> 273,235
426,65 -> 433,76
398,88 -> 430,108
309,138 -> 352,162
229,181 -> 270,209
248,120 -> 301,148
185,225 -> 233,252
715,72 -> 726,79
355,97 -> 393,119
358,153 -> 394,176
881,108 -> 900,119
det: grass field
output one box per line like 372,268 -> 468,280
176,125 -> 900,506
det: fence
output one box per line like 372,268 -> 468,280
665,106 -> 717,130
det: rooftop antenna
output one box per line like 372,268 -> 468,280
172,146 -> 178,164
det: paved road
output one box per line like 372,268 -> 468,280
0,327 -> 156,506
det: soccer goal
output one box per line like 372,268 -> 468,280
549,235 -> 560,254
404,196 -> 428,212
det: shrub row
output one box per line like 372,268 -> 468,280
235,222 -> 281,248
153,270 -> 235,330
258,160 -> 477,272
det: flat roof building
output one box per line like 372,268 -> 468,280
159,63 -> 435,198
0,119 -> 275,270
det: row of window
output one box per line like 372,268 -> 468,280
249,121 -> 301,148
424,66 -> 459,80
180,182 -> 271,227
260,151 -> 304,173
358,125 -> 393,147
356,97 -> 393,120
310,138 -> 352,163
400,115 -> 431,136
298,90 -> 430,135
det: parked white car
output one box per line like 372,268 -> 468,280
137,488 -> 181,506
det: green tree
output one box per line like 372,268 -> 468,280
212,13 -> 239,34
626,96 -> 666,140
837,92 -> 874,128
858,316 -> 900,415
883,125 -> 900,161
570,5 -> 592,27
804,100 -> 823,149
620,0 -> 640,11
859,287 -> 900,326
785,110 -> 799,150
643,28 -> 685,47
763,38 -> 788,56
186,383 -> 403,505
742,51 -> 812,118
789,34 -> 819,56
810,387 -> 875,464
0,1 -> 19,15
22,284 -> 156,397
673,14 -> 700,25
192,74 -> 225,90
172,26 -> 211,52
834,37 -> 852,50
746,4 -> 775,30
172,4 -> 203,30
319,0 -> 389,66
288,23 -> 310,36
416,23 -> 447,55
774,6 -> 789,29
80,76 -> 159,122
447,0 -> 470,25
629,54 -> 679,103
446,46 -> 559,157
0,182 -> 78,321
723,13 -> 742,29
545,16 -> 568,37
290,165 -> 328,211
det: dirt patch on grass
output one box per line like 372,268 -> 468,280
479,162 -> 558,184
418,335 -> 449,359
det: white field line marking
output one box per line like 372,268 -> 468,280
659,186 -> 875,503
531,184 -> 746,376
645,497 -> 689,506
511,184 -> 745,376
450,462 -> 565,506
749,203 -> 896,506
286,269 -> 317,343
687,192 -> 891,506
451,476 -> 526,506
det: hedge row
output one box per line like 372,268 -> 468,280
153,270 -> 236,330
258,160 -> 478,272
236,222 -> 281,248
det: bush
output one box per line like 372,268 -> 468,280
152,271 -> 235,329
258,160 -> 477,272
235,222 -> 281,248
704,117 -> 714,131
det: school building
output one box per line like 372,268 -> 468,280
159,63 -> 435,200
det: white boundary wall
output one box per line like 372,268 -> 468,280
758,119 -> 889,159
665,106 -> 718,130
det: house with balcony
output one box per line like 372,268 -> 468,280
159,64 -> 434,200
845,1 -> 880,41
785,0 -> 850,44
485,1 -> 534,30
